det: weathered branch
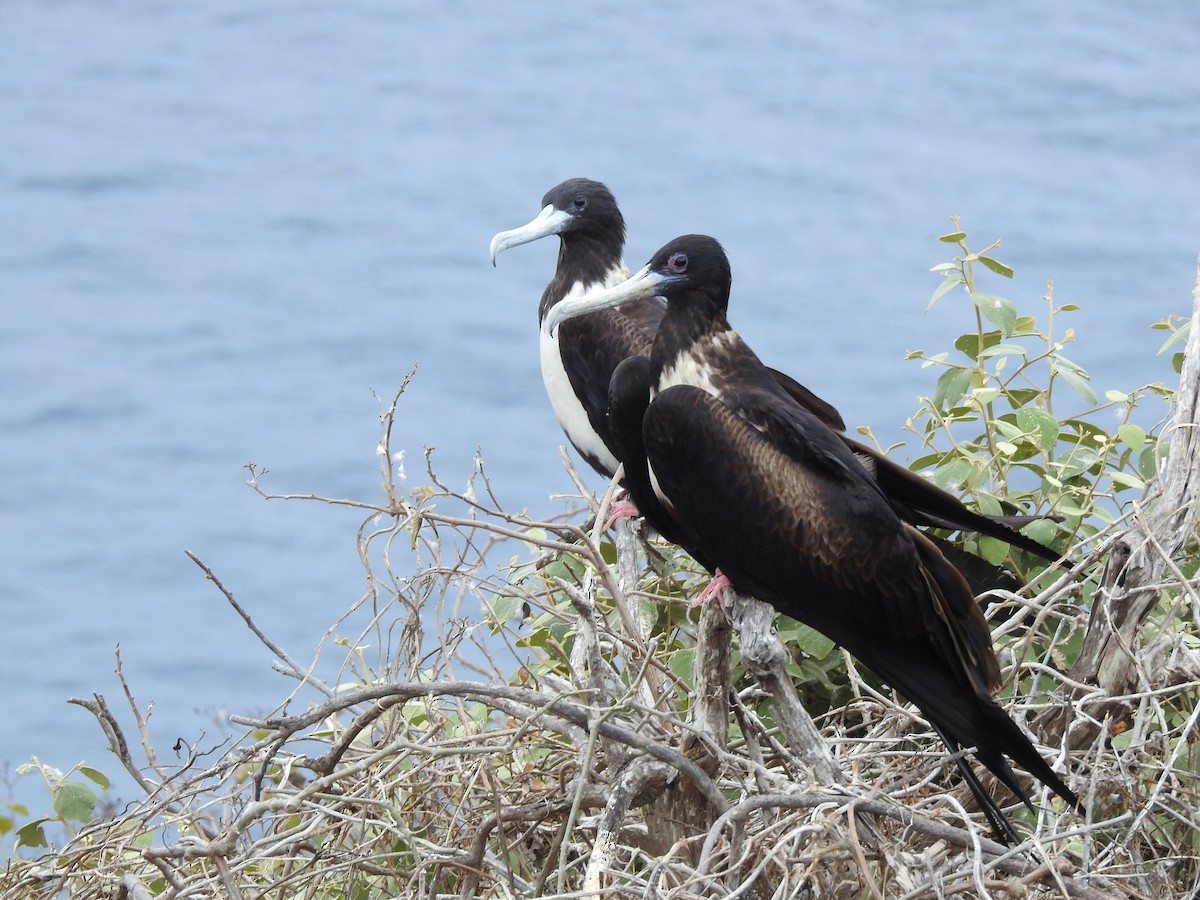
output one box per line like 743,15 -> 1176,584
732,594 -> 845,786
240,679 -> 727,811
1039,257 -> 1200,749
694,791 -> 1122,900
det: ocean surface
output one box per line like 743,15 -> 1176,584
3,1 -> 1199,828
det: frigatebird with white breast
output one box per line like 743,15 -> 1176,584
543,234 -> 1083,842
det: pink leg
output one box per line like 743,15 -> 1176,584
604,498 -> 642,531
694,568 -> 733,609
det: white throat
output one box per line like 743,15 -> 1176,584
539,270 -> 629,474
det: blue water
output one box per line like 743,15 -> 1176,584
2,1 -> 1198,824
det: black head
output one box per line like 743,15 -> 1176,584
540,178 -> 626,245
645,234 -> 732,315
490,177 -> 627,284
540,233 -> 731,337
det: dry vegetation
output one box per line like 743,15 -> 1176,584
4,278 -> 1200,898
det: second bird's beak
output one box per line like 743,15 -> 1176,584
542,265 -> 668,336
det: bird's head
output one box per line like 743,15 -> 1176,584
489,178 -> 625,265
542,234 -> 730,336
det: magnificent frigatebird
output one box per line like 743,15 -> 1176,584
544,234 -> 1082,841
489,178 -> 660,477
490,180 -> 1058,582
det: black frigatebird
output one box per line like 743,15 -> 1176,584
544,234 -> 1082,841
490,180 -> 1059,586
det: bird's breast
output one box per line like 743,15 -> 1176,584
539,325 -> 619,475
539,278 -> 628,476
657,330 -> 744,401
659,350 -> 720,400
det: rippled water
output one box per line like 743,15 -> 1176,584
2,1 -> 1198,821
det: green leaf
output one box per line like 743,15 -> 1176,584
489,595 -> 527,627
1117,423 -> 1146,453
927,271 -> 963,310
1020,518 -> 1058,547
973,492 -> 1003,517
787,623 -> 836,658
954,330 -> 1002,359
1105,389 -> 1130,403
1016,408 -> 1059,451
1054,364 -> 1098,405
977,536 -> 1010,566
933,367 -> 973,411
969,292 -> 1018,336
1054,353 -> 1088,374
977,256 -> 1014,278
53,782 -> 97,823
1006,388 -> 1041,408
909,452 -> 949,471
979,342 -> 1027,359
931,458 -> 975,491
1138,446 -> 1160,480
1014,315 -> 1038,334
993,418 -> 1023,441
939,231 -> 967,243
668,647 -> 695,685
543,556 -> 584,584
1057,447 -> 1101,479
1056,503 -> 1090,518
79,767 -> 111,791
1157,320 -> 1190,354
16,818 -> 50,849
1109,471 -> 1146,491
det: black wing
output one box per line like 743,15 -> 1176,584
733,340 -> 1059,564
642,385 -> 1080,821
557,297 -> 664,475
606,355 -> 710,562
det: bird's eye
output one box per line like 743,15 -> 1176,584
572,194 -> 588,211
668,252 -> 688,273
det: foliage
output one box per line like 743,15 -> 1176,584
896,221 -> 1175,584
3,234 -> 1199,898
2,759 -> 110,854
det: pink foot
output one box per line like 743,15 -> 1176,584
604,499 -> 642,531
694,569 -> 733,609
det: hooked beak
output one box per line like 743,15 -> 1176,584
489,205 -> 573,266
542,265 -> 670,337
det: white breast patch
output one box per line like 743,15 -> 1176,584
539,275 -> 628,475
659,330 -> 739,399
540,326 -> 619,474
659,351 -> 719,399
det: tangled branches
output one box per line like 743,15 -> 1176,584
6,268 -> 1200,898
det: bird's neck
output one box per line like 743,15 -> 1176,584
651,306 -> 732,385
539,232 -> 625,317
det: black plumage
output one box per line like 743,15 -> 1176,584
546,234 -> 1082,841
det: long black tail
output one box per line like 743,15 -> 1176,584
844,632 -> 1082,843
